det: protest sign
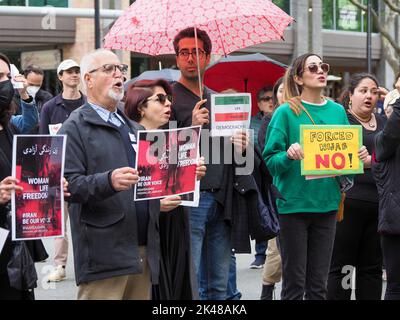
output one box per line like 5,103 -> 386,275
12,135 -> 66,240
211,93 -> 251,137
0,227 -> 9,254
134,126 -> 201,201
300,125 -> 363,176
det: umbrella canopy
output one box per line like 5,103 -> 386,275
204,53 -> 287,115
124,68 -> 181,90
104,0 -> 293,56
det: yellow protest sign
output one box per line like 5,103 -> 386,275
300,125 -> 363,175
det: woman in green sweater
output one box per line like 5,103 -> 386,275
262,53 -> 368,300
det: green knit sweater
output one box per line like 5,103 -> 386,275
262,99 -> 350,214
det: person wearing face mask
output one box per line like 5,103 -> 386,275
21,65 -> 53,114
0,52 -> 45,299
328,73 -> 386,300
0,57 -> 39,134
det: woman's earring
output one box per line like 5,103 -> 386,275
349,99 -> 352,109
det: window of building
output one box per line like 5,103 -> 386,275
272,0 -> 290,15
0,0 -> 68,6
323,0 -> 379,32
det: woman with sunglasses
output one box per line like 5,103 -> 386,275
124,79 -> 205,300
263,53 -> 368,300
327,73 -> 385,300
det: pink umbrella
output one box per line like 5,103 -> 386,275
103,0 -> 293,56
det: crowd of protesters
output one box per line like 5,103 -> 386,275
1,26 -> 400,301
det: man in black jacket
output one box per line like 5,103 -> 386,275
170,27 -> 250,300
59,49 -> 159,300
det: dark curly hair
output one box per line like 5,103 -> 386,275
173,27 -> 212,56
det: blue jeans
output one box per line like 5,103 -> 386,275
190,191 -> 231,300
226,251 -> 242,300
255,241 -> 267,259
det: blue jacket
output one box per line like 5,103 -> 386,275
39,93 -> 86,134
10,100 -> 39,133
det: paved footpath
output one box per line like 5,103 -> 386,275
35,234 -> 384,300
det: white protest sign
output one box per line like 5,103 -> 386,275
0,227 -> 9,255
10,64 -> 24,89
211,93 -> 251,137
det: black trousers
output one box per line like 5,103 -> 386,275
328,198 -> 382,300
381,235 -> 400,300
278,211 -> 337,300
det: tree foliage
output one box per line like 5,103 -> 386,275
349,0 -> 400,74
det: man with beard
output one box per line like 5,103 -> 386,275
59,49 -> 157,299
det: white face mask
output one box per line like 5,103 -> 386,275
26,86 -> 41,98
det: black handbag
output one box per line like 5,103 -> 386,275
7,241 -> 38,291
252,176 -> 280,241
4,206 -> 38,291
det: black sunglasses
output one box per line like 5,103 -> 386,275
260,96 -> 272,102
305,63 -> 330,74
146,93 -> 173,105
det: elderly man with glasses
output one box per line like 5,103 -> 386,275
59,49 -> 160,300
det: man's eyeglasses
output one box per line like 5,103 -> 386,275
146,93 -> 173,105
305,63 -> 330,74
260,96 -> 272,102
88,64 -> 129,76
178,49 -> 206,60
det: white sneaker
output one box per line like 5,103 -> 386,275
47,265 -> 66,282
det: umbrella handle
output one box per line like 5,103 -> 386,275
194,27 -> 203,99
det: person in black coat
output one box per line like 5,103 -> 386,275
328,73 -> 385,300
124,79 -> 206,300
372,96 -> 400,300
1,52 -> 45,300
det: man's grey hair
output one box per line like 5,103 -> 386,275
80,49 -> 118,90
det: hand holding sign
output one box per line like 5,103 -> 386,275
160,195 -> 182,212
191,99 -> 208,126
13,74 -> 30,100
63,177 -> 70,198
0,177 -> 23,204
111,167 -> 139,191
287,143 -> 304,160
196,156 -> 206,180
231,130 -> 250,154
358,145 -> 371,168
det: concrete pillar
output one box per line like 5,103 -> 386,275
293,0 -> 309,60
311,0 -> 323,57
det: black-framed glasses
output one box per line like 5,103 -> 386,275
178,49 -> 206,60
146,93 -> 173,105
260,96 -> 272,102
305,63 -> 330,74
88,64 -> 128,76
